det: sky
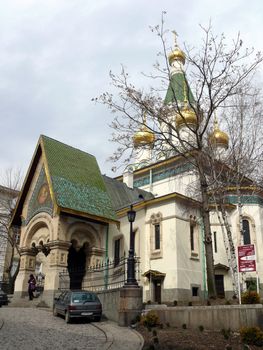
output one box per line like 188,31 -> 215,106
0,0 -> 262,182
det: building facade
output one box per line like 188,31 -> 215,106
10,37 -> 263,306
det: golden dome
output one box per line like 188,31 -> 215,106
176,106 -> 198,129
209,121 -> 229,149
133,125 -> 155,147
168,48 -> 186,65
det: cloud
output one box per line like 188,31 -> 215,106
0,0 -> 262,179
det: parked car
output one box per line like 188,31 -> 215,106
0,290 -> 8,306
53,290 -> 102,323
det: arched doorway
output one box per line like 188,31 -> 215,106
67,241 -> 86,290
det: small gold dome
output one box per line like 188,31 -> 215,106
209,121 -> 229,149
168,48 -> 186,65
176,107 -> 198,129
133,125 -> 155,147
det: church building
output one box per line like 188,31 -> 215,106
10,37 -> 263,307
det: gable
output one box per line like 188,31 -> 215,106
25,166 -> 53,225
11,135 -> 117,227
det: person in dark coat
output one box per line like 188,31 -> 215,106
28,274 -> 36,300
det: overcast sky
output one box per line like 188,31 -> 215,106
0,0 -> 262,182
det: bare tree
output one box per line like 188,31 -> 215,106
97,16 -> 263,298
208,81 -> 263,296
0,168 -> 22,292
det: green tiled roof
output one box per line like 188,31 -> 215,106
41,135 -> 117,222
164,72 -> 195,105
103,175 -> 154,211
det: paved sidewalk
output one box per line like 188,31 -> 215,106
0,307 -> 143,350
97,321 -> 144,350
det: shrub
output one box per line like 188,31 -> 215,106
188,301 -> 192,306
152,329 -> 157,336
134,314 -> 141,323
141,310 -> 159,328
241,291 -> 260,304
153,336 -> 159,344
182,323 -> 187,329
225,300 -> 231,305
221,328 -> 231,340
173,300 -> 178,306
240,326 -> 263,346
206,300 -> 211,306
198,325 -> 204,332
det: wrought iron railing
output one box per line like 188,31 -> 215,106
58,256 -> 140,291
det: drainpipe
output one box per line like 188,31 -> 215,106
104,224 -> 109,290
199,217 -> 207,300
149,169 -> 153,192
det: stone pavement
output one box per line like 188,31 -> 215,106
0,307 -> 144,350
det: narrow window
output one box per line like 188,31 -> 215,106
213,231 -> 217,253
114,238 -> 120,266
192,287 -> 199,297
154,224 -> 160,250
190,225 -> 194,251
242,219 -> 251,245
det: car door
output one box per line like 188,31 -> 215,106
56,292 -> 67,315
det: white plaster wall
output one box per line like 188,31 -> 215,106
139,171 -> 200,200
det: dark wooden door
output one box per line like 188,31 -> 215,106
154,279 -> 162,303
215,275 -> 225,298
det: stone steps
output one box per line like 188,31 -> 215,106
7,295 -> 49,308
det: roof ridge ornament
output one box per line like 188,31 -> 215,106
172,30 -> 179,49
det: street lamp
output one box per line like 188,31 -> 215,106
126,205 -> 138,286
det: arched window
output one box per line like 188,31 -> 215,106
242,219 -> 251,245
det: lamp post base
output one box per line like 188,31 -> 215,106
119,285 -> 143,326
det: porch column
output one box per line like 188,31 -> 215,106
42,240 -> 71,307
14,248 -> 37,298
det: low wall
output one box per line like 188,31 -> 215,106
97,286 -> 143,326
146,304 -> 263,331
97,288 -> 120,322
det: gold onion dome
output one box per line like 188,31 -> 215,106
209,120 -> 229,149
168,30 -> 186,65
168,48 -> 186,65
133,125 -> 155,147
176,106 -> 198,129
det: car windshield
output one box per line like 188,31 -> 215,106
71,292 -> 98,304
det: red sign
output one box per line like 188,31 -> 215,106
238,244 -> 256,272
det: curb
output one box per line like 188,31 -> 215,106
130,328 -> 145,350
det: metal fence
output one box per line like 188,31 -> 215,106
58,256 -> 141,291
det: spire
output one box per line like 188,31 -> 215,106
164,32 -> 195,106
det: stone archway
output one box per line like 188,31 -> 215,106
67,240 -> 87,290
65,222 -> 105,289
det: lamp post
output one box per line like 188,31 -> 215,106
126,205 -> 138,286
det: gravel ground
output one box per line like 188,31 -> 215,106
0,307 -> 107,350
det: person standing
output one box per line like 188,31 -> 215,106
28,274 -> 36,300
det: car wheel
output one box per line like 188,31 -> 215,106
53,306 -> 58,317
65,311 -> 71,324
94,315 -> 101,322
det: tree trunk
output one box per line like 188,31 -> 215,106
215,201 -> 238,297
197,158 -> 217,298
